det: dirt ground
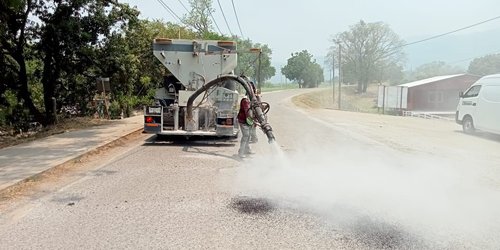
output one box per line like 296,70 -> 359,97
292,85 -> 380,113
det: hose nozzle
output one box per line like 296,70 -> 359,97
261,123 -> 276,143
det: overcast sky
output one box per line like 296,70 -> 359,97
123,0 -> 500,80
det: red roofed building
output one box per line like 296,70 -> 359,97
399,74 -> 480,112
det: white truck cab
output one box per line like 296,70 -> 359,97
456,74 -> 500,134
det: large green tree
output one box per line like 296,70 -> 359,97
0,0 -> 140,125
281,50 -> 323,88
331,20 -> 405,93
36,0 -> 139,123
0,0 -> 41,120
468,54 -> 500,76
100,20 -> 197,114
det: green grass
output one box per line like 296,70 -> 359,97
260,83 -> 299,93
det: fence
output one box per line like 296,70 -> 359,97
402,111 -> 454,121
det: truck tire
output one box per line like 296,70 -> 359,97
462,116 -> 475,134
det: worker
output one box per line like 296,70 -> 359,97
237,96 -> 254,158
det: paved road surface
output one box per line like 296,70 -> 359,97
1,89 -> 500,249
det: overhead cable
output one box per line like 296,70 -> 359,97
177,0 -> 190,12
205,1 -> 223,34
231,0 -> 244,38
398,15 -> 500,49
156,0 -> 183,23
216,0 -> 234,36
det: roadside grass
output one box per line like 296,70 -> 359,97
292,84 -> 380,113
261,83 -> 298,93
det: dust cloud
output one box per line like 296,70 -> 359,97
233,142 -> 500,249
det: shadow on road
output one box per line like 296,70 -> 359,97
142,135 -> 237,147
141,135 -> 241,162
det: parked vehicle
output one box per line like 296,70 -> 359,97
456,74 -> 500,134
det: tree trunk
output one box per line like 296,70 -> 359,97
13,51 -> 42,122
357,82 -> 362,93
362,81 -> 368,93
42,52 -> 57,125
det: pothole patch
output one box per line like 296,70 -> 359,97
230,196 -> 274,215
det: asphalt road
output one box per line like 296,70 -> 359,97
1,89 -> 500,249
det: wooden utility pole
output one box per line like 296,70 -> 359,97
338,43 -> 342,110
332,53 -> 335,107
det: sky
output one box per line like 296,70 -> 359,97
123,0 -> 500,82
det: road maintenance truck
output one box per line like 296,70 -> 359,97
143,38 -> 275,142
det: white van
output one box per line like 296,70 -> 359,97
456,74 -> 500,134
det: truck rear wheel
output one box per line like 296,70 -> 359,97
462,116 -> 475,134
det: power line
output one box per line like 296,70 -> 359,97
398,15 -> 500,49
230,0 -> 244,38
156,0 -> 182,23
216,0 -> 234,36
177,0 -> 190,13
205,1 -> 223,35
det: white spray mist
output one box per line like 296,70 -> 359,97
233,143 -> 500,249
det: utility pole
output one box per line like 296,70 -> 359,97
257,51 -> 262,93
338,43 -> 342,110
332,53 -> 335,107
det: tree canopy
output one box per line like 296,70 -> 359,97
281,50 -> 324,88
468,54 -> 500,76
1,0 -> 141,125
183,0 -> 214,37
330,20 -> 405,93
234,39 -> 276,84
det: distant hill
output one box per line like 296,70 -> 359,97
404,27 -> 500,70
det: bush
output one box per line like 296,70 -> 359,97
8,105 -> 32,132
108,100 -> 122,119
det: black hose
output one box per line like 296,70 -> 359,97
186,74 -> 275,143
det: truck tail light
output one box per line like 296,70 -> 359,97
217,117 -> 234,126
145,116 -> 154,123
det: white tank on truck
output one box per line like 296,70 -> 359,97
144,38 -> 275,142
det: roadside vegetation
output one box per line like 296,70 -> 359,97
0,0 -> 276,145
293,84 -> 379,113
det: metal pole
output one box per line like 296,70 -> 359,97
338,43 -> 342,110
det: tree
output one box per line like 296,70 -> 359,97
34,0 -> 139,123
99,20 -> 197,115
374,61 -> 405,85
183,0 -> 214,37
0,0 -> 41,120
281,50 -> 323,88
234,39 -> 276,83
468,54 -> 500,76
409,61 -> 464,81
331,20 -> 405,93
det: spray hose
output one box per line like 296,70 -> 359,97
186,75 -> 276,143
